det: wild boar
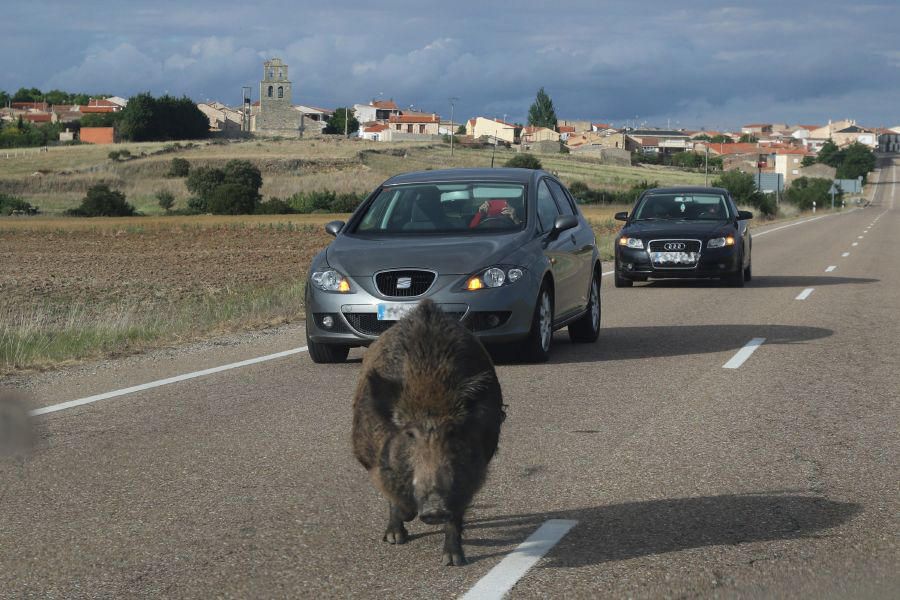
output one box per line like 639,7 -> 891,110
352,300 -> 505,566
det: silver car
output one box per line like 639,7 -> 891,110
304,168 -> 601,363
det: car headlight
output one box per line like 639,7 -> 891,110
311,269 -> 351,293
708,236 -> 735,248
618,237 -> 644,249
465,266 -> 525,291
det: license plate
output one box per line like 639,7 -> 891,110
651,251 -> 698,265
377,303 -> 418,321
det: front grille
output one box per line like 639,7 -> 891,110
374,270 -> 436,298
343,311 -> 466,337
647,240 -> 702,253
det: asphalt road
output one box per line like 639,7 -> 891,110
2,157 -> 898,599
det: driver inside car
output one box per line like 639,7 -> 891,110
469,198 -> 523,227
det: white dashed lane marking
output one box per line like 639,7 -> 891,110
723,338 -> 766,369
842,252 -> 850,257
826,266 -> 837,273
795,288 -> 815,301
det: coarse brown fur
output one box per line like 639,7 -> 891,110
351,300 -> 505,565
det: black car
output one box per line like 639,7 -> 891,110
613,186 -> 753,287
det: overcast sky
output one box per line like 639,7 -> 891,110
3,1 -> 899,129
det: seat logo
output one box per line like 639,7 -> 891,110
664,242 -> 686,251
396,276 -> 412,289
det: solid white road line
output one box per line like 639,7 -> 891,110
842,252 -> 850,257
723,338 -> 766,369
795,288 -> 815,301
826,266 -> 837,272
28,347 -> 309,417
460,519 -> 577,600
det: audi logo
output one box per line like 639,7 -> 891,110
664,242 -> 687,251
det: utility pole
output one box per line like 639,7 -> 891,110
449,96 -> 458,158
705,144 -> 709,186
344,107 -> 348,138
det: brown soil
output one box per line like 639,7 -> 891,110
0,224 -> 332,311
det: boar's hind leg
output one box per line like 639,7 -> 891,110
442,515 -> 467,566
383,503 -> 412,545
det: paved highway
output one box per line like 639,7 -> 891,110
2,157 -> 898,598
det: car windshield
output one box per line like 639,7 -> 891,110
353,182 -> 527,234
633,193 -> 731,221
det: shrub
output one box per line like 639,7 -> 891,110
166,157 -> 190,178
206,184 -> 260,215
186,196 -> 208,214
255,197 -> 297,214
289,190 -> 334,214
329,192 -> 364,213
66,184 -> 135,217
0,193 -> 38,215
156,190 -> 175,212
186,166 -> 226,198
118,149 -> 131,159
504,153 -> 542,169
566,180 -> 658,205
108,150 -> 120,161
785,177 -> 836,211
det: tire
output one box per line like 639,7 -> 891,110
614,273 -> 633,287
568,271 -> 601,343
307,332 -> 350,364
743,260 -> 752,282
522,282 -> 554,363
725,256 -> 745,288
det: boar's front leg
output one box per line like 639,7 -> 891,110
383,503 -> 413,545
442,514 -> 466,566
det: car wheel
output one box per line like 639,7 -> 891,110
568,271 -> 600,343
725,255 -> 745,288
614,270 -> 633,287
307,332 -> 350,364
522,282 -> 553,363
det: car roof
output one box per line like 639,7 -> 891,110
642,186 -> 730,195
383,168 -> 545,186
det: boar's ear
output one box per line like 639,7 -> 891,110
456,371 -> 495,402
366,370 -> 402,419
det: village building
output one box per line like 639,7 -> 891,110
253,58 -> 301,136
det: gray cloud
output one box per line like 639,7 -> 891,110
2,1 -> 898,128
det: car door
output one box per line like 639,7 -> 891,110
547,179 -> 594,312
535,178 -> 578,319
729,194 -> 750,266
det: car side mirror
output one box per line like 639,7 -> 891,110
737,210 -> 753,221
548,214 -> 578,240
614,211 -> 629,221
325,220 -> 345,237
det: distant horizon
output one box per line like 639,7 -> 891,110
3,2 -> 898,130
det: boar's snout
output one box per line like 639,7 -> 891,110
419,496 -> 451,525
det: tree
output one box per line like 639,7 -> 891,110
738,133 -> 758,143
117,92 -> 209,141
166,157 -> 190,178
836,142 -> 875,181
185,161 -> 262,214
527,87 -> 557,129
801,156 -> 817,167
117,92 -> 156,141
80,112 -> 121,128
325,107 -> 359,135
67,184 -> 135,217
12,87 -> 42,102
785,177 -> 836,210
156,190 -> 175,212
816,139 -> 843,167
207,184 -> 259,215
712,170 -> 775,215
709,134 -> 733,143
456,124 -> 466,135
0,91 -> 10,108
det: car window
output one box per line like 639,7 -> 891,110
354,182 -> 526,234
633,193 -> 732,221
536,180 -> 561,232
546,180 -> 576,216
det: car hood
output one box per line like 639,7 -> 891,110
623,219 -> 734,238
326,232 -> 526,275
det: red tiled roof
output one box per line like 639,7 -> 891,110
364,123 -> 389,132
742,123 -> 771,128
793,125 -> 819,131
468,119 -> 476,126
557,125 -> 575,133
705,142 -> 761,155
592,123 -> 611,129
389,114 -> 439,123
372,100 -> 399,109
771,147 -> 810,155
79,105 -> 117,113
23,113 -> 52,123
11,101 -> 49,111
523,126 -> 554,134
88,98 -> 118,107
